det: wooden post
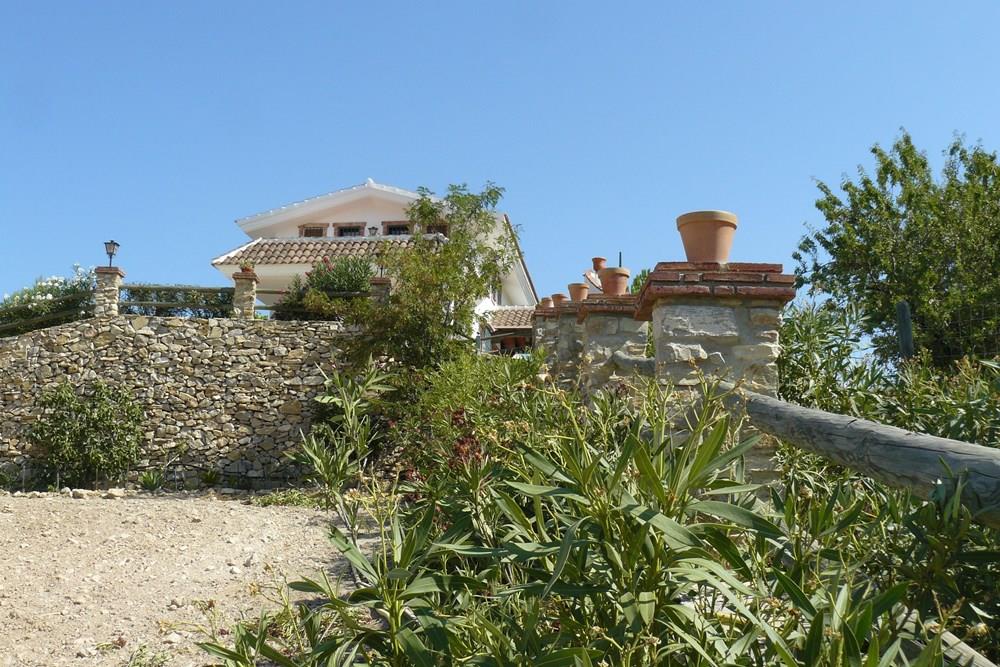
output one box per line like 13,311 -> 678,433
896,301 -> 915,358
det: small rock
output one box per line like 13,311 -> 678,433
104,488 -> 126,499
228,566 -> 242,575
163,631 -> 183,645
71,489 -> 94,499
60,487 -> 71,495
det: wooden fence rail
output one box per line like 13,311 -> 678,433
727,384 -> 1000,529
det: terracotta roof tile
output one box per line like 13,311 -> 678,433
212,237 -> 418,266
487,306 -> 535,330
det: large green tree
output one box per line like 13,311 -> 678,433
345,183 -> 517,371
794,132 -> 1000,365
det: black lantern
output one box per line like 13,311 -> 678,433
104,240 -> 120,267
368,225 -> 379,237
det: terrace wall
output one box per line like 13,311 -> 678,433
0,315 -> 344,486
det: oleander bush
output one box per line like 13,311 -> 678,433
201,354 -> 1000,664
0,265 -> 94,337
27,380 -> 144,488
779,301 -> 1000,448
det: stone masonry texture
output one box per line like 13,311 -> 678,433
0,315 -> 345,486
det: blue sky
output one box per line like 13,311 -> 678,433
3,1 -> 1000,299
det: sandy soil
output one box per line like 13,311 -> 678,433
0,490 -> 341,667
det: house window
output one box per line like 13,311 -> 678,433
300,225 -> 326,238
426,224 -> 449,236
335,225 -> 363,237
383,221 -> 411,236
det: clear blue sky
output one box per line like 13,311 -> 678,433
3,1 -> 1000,299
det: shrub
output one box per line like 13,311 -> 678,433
0,265 -> 94,336
204,358 -> 1000,663
28,381 -> 144,488
779,301 -> 1000,448
272,257 -> 373,321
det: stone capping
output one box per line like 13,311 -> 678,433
635,261 -> 796,321
95,266 -> 126,279
575,294 -> 638,323
532,306 -> 557,320
231,270 -> 259,282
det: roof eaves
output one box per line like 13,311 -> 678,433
211,237 -> 262,266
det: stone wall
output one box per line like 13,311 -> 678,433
0,315 -> 345,485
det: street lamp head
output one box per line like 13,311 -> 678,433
368,225 -> 379,237
104,240 -> 120,268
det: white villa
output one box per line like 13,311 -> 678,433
211,179 -> 538,351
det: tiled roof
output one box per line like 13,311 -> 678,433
212,237 -> 419,266
487,306 -> 535,330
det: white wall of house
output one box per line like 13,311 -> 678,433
212,180 -> 537,308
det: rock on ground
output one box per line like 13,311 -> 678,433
0,493 -> 339,666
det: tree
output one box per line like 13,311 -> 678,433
794,132 -> 1000,365
345,183 -> 517,372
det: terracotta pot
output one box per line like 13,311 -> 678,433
539,296 -> 553,309
592,256 -> 607,272
568,283 -> 589,302
551,293 -> 568,307
676,210 -> 738,263
598,267 -> 631,296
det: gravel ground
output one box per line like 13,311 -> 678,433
0,490 -> 340,666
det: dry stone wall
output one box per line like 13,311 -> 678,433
0,315 -> 345,486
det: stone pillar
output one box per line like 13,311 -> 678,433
578,295 -> 649,392
532,305 -> 557,362
231,270 -> 258,319
635,262 -> 795,395
93,267 -> 125,317
553,302 -> 584,383
370,277 -> 391,303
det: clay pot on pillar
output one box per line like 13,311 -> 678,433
592,257 -> 607,272
676,210 -> 738,263
597,267 -> 631,296
551,293 -> 568,307
539,296 -> 553,309
568,283 -> 589,302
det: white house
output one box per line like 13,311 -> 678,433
211,179 -> 538,351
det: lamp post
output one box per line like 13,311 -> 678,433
104,240 -> 120,267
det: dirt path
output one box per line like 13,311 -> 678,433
0,491 -> 340,666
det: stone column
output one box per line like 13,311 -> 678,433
370,277 -> 391,304
578,295 -> 649,392
231,270 -> 258,319
553,302 -> 584,383
93,267 -> 125,317
533,305 -> 559,367
635,262 -> 795,395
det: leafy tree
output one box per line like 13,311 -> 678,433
794,132 -> 1000,365
345,183 -> 517,371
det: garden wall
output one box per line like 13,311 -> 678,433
0,315 -> 345,486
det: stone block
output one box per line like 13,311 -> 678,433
657,342 -> 708,363
749,307 -> 781,327
654,305 -> 739,340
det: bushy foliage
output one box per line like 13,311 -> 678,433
27,380 -> 144,487
794,132 -> 1000,365
343,184 -> 517,372
779,302 -> 1000,448
119,284 -> 233,318
273,256 -> 374,321
0,266 -> 94,336
203,356 -> 1000,664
